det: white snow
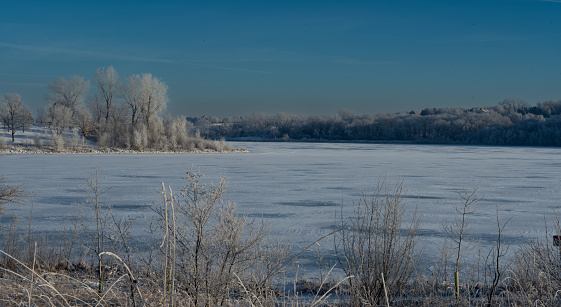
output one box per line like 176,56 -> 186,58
0,125 -> 96,152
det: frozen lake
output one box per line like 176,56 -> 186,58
1,142 -> 560,276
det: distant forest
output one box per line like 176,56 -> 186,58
192,98 -> 561,146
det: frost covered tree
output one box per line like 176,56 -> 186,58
45,75 -> 90,114
19,105 -> 34,133
118,73 -> 168,146
47,104 -> 73,135
97,101 -> 131,148
138,73 -> 168,130
165,116 -> 190,149
45,75 -> 90,135
74,106 -> 92,136
1,93 -> 25,142
118,74 -> 142,126
87,92 -> 105,125
93,66 -> 119,123
35,106 -> 48,126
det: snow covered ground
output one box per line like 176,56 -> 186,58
1,139 -> 560,277
0,125 -> 96,152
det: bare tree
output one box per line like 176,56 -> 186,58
1,93 -> 24,142
93,66 -> 119,123
442,185 -> 480,301
44,75 -> 90,135
45,75 -> 90,113
87,93 -> 105,126
80,168 -> 111,294
485,204 -> 511,307
19,105 -> 34,133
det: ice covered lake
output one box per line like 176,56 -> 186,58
1,142 -> 560,276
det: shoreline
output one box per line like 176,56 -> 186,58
0,144 -> 248,155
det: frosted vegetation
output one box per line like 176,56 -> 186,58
0,66 -> 233,153
3,65 -> 561,152
195,99 -> 561,146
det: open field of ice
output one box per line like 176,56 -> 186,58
1,142 -> 560,276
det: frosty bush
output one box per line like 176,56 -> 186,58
335,177 -> 420,305
174,118 -> 189,149
151,169 -> 281,306
187,140 -> 195,151
33,133 -> 42,148
165,117 -> 190,150
51,134 -> 65,152
508,216 -> 561,303
132,125 -> 148,150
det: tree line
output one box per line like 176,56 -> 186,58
2,68 -> 561,148
193,98 -> 561,146
1,66 -> 228,151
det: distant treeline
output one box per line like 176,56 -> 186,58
191,98 -> 561,146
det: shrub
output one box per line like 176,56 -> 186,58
33,133 -> 42,148
0,175 -> 27,215
51,134 -> 65,152
150,168 -> 281,306
335,177 -> 420,305
508,216 -> 561,305
132,125 -> 148,151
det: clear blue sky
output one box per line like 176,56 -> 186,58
1,0 -> 560,117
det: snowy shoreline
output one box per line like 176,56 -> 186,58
0,126 -> 248,154
0,144 -> 248,155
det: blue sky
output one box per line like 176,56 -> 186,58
0,0 -> 560,117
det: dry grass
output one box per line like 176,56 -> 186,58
2,169 -> 561,306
